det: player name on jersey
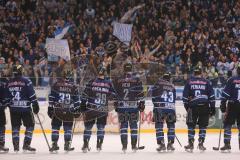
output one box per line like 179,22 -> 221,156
190,85 -> 206,90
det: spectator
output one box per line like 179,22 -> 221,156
0,0 -> 239,88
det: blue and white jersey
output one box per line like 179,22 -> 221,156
5,76 -> 38,112
82,77 -> 116,112
221,76 -> 240,102
151,79 -> 176,113
0,78 -> 7,110
48,79 -> 80,112
114,74 -> 144,112
182,77 -> 215,108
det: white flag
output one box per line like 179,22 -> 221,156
45,38 -> 71,61
113,22 -> 133,46
54,25 -> 70,40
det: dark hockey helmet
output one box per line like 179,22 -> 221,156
12,65 -> 23,77
97,64 -> 106,75
194,66 -> 202,75
65,70 -> 73,81
123,63 -> 133,73
162,72 -> 171,81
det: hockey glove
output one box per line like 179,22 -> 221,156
209,107 -> 216,117
220,101 -> 226,113
80,101 -> 87,112
48,106 -> 54,118
70,104 -> 80,113
138,101 -> 145,112
32,103 -> 40,114
114,101 -> 119,112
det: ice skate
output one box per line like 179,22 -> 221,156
198,140 -> 206,152
239,139 -> 240,150
22,140 -> 36,153
167,141 -> 175,152
23,143 -> 36,153
49,142 -> 59,153
0,144 -> 9,153
220,143 -> 231,153
122,144 -> 127,154
64,141 -> 74,152
156,140 -> 166,152
131,139 -> 137,153
13,141 -> 19,153
96,139 -> 103,152
82,139 -> 90,153
184,140 -> 194,153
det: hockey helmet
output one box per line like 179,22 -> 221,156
97,64 -> 106,75
194,66 -> 202,75
13,65 -> 23,77
65,70 -> 73,81
162,72 -> 171,81
123,63 -> 133,73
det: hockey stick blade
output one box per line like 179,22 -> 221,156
138,146 -> 145,150
212,147 -> 220,151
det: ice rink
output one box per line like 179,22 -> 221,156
0,133 -> 239,160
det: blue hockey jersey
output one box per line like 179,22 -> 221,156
0,79 -> 6,110
182,77 -> 215,108
82,77 -> 116,112
48,79 -> 80,112
221,76 -> 240,102
151,79 -> 176,113
114,74 -> 144,112
5,76 -> 38,112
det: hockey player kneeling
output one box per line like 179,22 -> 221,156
114,63 -> 145,153
151,73 -> 176,152
48,70 -> 80,152
183,67 -> 215,152
81,65 -> 116,153
220,65 -> 240,152
5,65 -> 39,153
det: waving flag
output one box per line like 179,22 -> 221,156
54,25 -> 70,40
113,22 -> 133,46
45,38 -> 71,61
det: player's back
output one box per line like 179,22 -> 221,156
183,76 -> 212,106
114,74 -> 143,112
115,74 -> 143,102
0,79 -> 5,107
152,79 -> 176,111
50,80 -> 78,106
84,77 -> 115,108
222,76 -> 240,102
6,76 -> 35,111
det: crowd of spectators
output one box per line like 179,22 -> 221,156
0,0 -> 239,87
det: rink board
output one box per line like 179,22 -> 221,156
4,100 -> 237,134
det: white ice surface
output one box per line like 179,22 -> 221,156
0,133 -> 239,160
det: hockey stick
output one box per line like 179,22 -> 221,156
137,112 -> 145,150
175,135 -> 182,147
36,114 -> 51,150
213,118 -> 223,151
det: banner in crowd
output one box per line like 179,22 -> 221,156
113,22 -> 133,46
54,25 -> 70,40
45,38 -> 71,61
